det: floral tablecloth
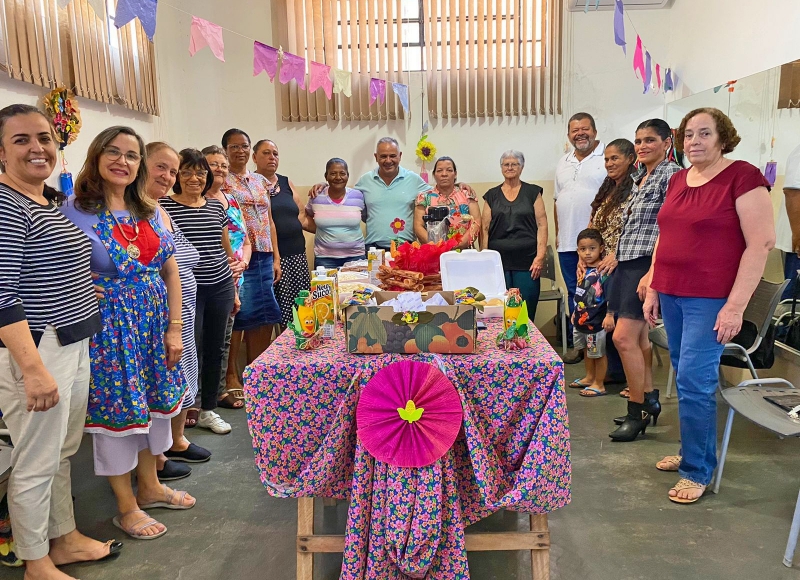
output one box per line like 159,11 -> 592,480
244,320 -> 571,579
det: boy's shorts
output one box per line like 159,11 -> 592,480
573,328 -> 607,359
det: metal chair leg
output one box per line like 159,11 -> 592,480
666,364 -> 674,399
784,489 -> 800,567
560,298 -> 567,355
713,407 -> 736,494
653,344 -> 663,367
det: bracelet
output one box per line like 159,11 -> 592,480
169,319 -> 184,326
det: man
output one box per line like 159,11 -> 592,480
554,113 -> 607,364
777,143 -> 800,300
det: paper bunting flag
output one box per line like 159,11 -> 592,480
613,0 -> 626,54
189,17 -> 224,62
584,0 -> 600,12
664,68 -> 674,92
309,61 -> 333,99
114,0 -> 158,41
643,51 -> 652,94
633,36 -> 645,80
58,0 -> 106,18
253,42 -> 279,80
332,69 -> 352,97
279,51 -> 306,90
392,83 -> 410,113
655,64 -> 662,94
369,78 -> 386,105
764,161 -> 778,187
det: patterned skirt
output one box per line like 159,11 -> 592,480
86,272 -> 186,436
273,252 -> 312,326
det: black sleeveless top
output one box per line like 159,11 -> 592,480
270,174 -> 306,257
482,181 -> 543,271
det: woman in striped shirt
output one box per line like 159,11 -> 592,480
0,104 -> 121,577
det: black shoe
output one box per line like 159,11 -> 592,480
614,390 -> 661,425
157,460 -> 192,481
609,401 -> 650,442
164,442 -> 212,463
562,348 -> 584,364
96,541 -> 124,562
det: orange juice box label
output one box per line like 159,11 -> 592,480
311,279 -> 336,337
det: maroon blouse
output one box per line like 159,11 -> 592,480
651,160 -> 770,299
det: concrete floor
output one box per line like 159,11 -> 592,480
6,352 -> 800,580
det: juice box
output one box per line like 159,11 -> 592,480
311,271 -> 336,338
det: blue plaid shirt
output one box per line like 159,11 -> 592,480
616,159 -> 681,262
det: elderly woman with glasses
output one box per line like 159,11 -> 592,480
160,149 -> 236,436
481,150 -> 549,322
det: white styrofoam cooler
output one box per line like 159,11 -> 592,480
440,249 -> 507,318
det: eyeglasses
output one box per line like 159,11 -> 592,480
207,161 -> 229,170
501,162 -> 520,169
103,146 -> 141,164
227,144 -> 251,152
179,170 -> 209,179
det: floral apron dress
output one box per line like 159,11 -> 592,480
84,210 -> 186,436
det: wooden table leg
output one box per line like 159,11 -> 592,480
297,497 -> 315,580
530,514 -> 550,580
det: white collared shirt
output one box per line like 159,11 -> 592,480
554,141 -> 607,252
776,144 -> 800,253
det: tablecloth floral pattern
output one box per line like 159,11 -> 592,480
244,320 -> 571,579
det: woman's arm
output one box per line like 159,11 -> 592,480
714,186 -> 775,343
268,203 -> 282,282
159,256 -> 183,369
158,206 -> 173,232
241,234 -> 253,266
0,323 -> 59,412
531,195 -> 548,279
291,180 -> 313,231
465,200 -> 482,249
222,226 -> 234,259
414,205 -> 429,244
480,202 -> 492,252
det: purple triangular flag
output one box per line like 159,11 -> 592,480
392,83 -> 409,113
369,78 -> 386,105
764,161 -> 778,187
253,41 -> 279,81
114,0 -> 158,41
614,0 -> 626,54
309,61 -> 333,99
643,51 -> 652,94
279,51 -> 306,90
664,68 -> 674,92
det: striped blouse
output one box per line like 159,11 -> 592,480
0,184 -> 100,346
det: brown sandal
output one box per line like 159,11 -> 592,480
185,409 -> 199,428
217,390 -> 244,409
656,455 -> 682,472
227,388 -> 245,400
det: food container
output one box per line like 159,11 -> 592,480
440,249 -> 507,319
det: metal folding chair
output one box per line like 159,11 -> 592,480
539,246 -> 568,355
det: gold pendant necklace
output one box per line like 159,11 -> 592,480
110,211 -> 141,259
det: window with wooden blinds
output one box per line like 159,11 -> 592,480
778,60 -> 800,110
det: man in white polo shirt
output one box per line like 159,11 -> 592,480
777,143 -> 800,300
554,112 -> 607,363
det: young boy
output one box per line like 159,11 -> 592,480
569,228 -> 613,397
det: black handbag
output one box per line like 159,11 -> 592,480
720,320 -> 776,370
776,278 -> 800,351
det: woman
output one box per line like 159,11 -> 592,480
572,139 -> 637,397
481,150 -> 548,322
253,138 -> 311,328
413,156 -> 481,249
161,149 -> 237,435
305,158 -> 367,269
203,145 -> 250,408
644,108 -> 774,503
220,129 -> 282,363
61,127 -> 194,540
144,143 -> 211,476
608,119 -> 681,442
0,105 -> 121,579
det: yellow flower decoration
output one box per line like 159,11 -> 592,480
416,139 -> 437,163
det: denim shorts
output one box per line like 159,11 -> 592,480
233,251 -> 282,331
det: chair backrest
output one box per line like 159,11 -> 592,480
744,278 -> 790,346
540,246 -> 558,288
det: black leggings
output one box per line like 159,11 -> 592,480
194,278 -> 235,411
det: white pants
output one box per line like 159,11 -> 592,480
0,326 -> 90,561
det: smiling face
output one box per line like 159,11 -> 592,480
0,112 -> 58,185
325,162 -> 349,189
177,164 -> 208,197
253,140 -> 279,175
634,127 -> 670,168
568,118 -> 598,153
433,159 -> 456,189
375,141 -> 401,177
99,134 -> 141,189
683,113 -> 723,167
604,145 -> 634,183
206,153 -> 229,190
145,148 -> 179,199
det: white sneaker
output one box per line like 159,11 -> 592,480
197,410 -> 231,434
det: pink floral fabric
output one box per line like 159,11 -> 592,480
244,320 -> 571,579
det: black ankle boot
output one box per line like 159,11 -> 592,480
609,401 -> 650,441
613,390 -> 661,425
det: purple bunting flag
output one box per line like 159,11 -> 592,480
114,0 -> 158,41
664,68 -> 674,92
309,61 -> 333,99
253,42 -> 279,81
392,83 -> 410,113
614,0 -> 626,54
369,78 -> 386,105
764,161 -> 778,187
643,51 -> 652,94
279,51 -> 306,90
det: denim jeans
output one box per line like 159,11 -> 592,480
558,251 -> 579,347
659,293 -> 726,486
504,270 -> 541,323
314,255 -> 367,269
783,251 -> 800,301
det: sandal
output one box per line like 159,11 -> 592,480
668,478 -> 706,504
619,387 -> 630,398
579,387 -> 607,397
112,510 -> 167,540
217,390 -> 244,409
569,380 -> 591,389
138,484 -> 196,510
656,455 -> 682,472
227,387 -> 245,400
185,409 -> 199,428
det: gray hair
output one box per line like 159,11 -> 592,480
500,150 -> 525,168
376,136 -> 400,152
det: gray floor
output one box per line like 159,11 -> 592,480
6,350 -> 800,580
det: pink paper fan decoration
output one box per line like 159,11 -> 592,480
357,360 -> 463,468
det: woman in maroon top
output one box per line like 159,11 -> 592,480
643,108 -> 774,504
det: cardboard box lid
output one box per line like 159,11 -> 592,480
440,249 -> 507,297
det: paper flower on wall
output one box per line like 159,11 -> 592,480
416,139 -> 437,163
41,88 -> 81,149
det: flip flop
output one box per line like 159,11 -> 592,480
619,387 -> 630,398
579,387 -> 607,397
217,390 -> 244,409
112,510 -> 166,540
138,485 -> 196,511
569,380 -> 591,389
668,478 -> 706,504
656,455 -> 682,472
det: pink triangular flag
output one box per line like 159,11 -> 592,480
279,51 -> 306,90
633,36 -> 645,81
369,78 -> 386,105
189,16 -> 224,62
309,61 -> 333,99
655,64 -> 662,94
253,41 -> 279,81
